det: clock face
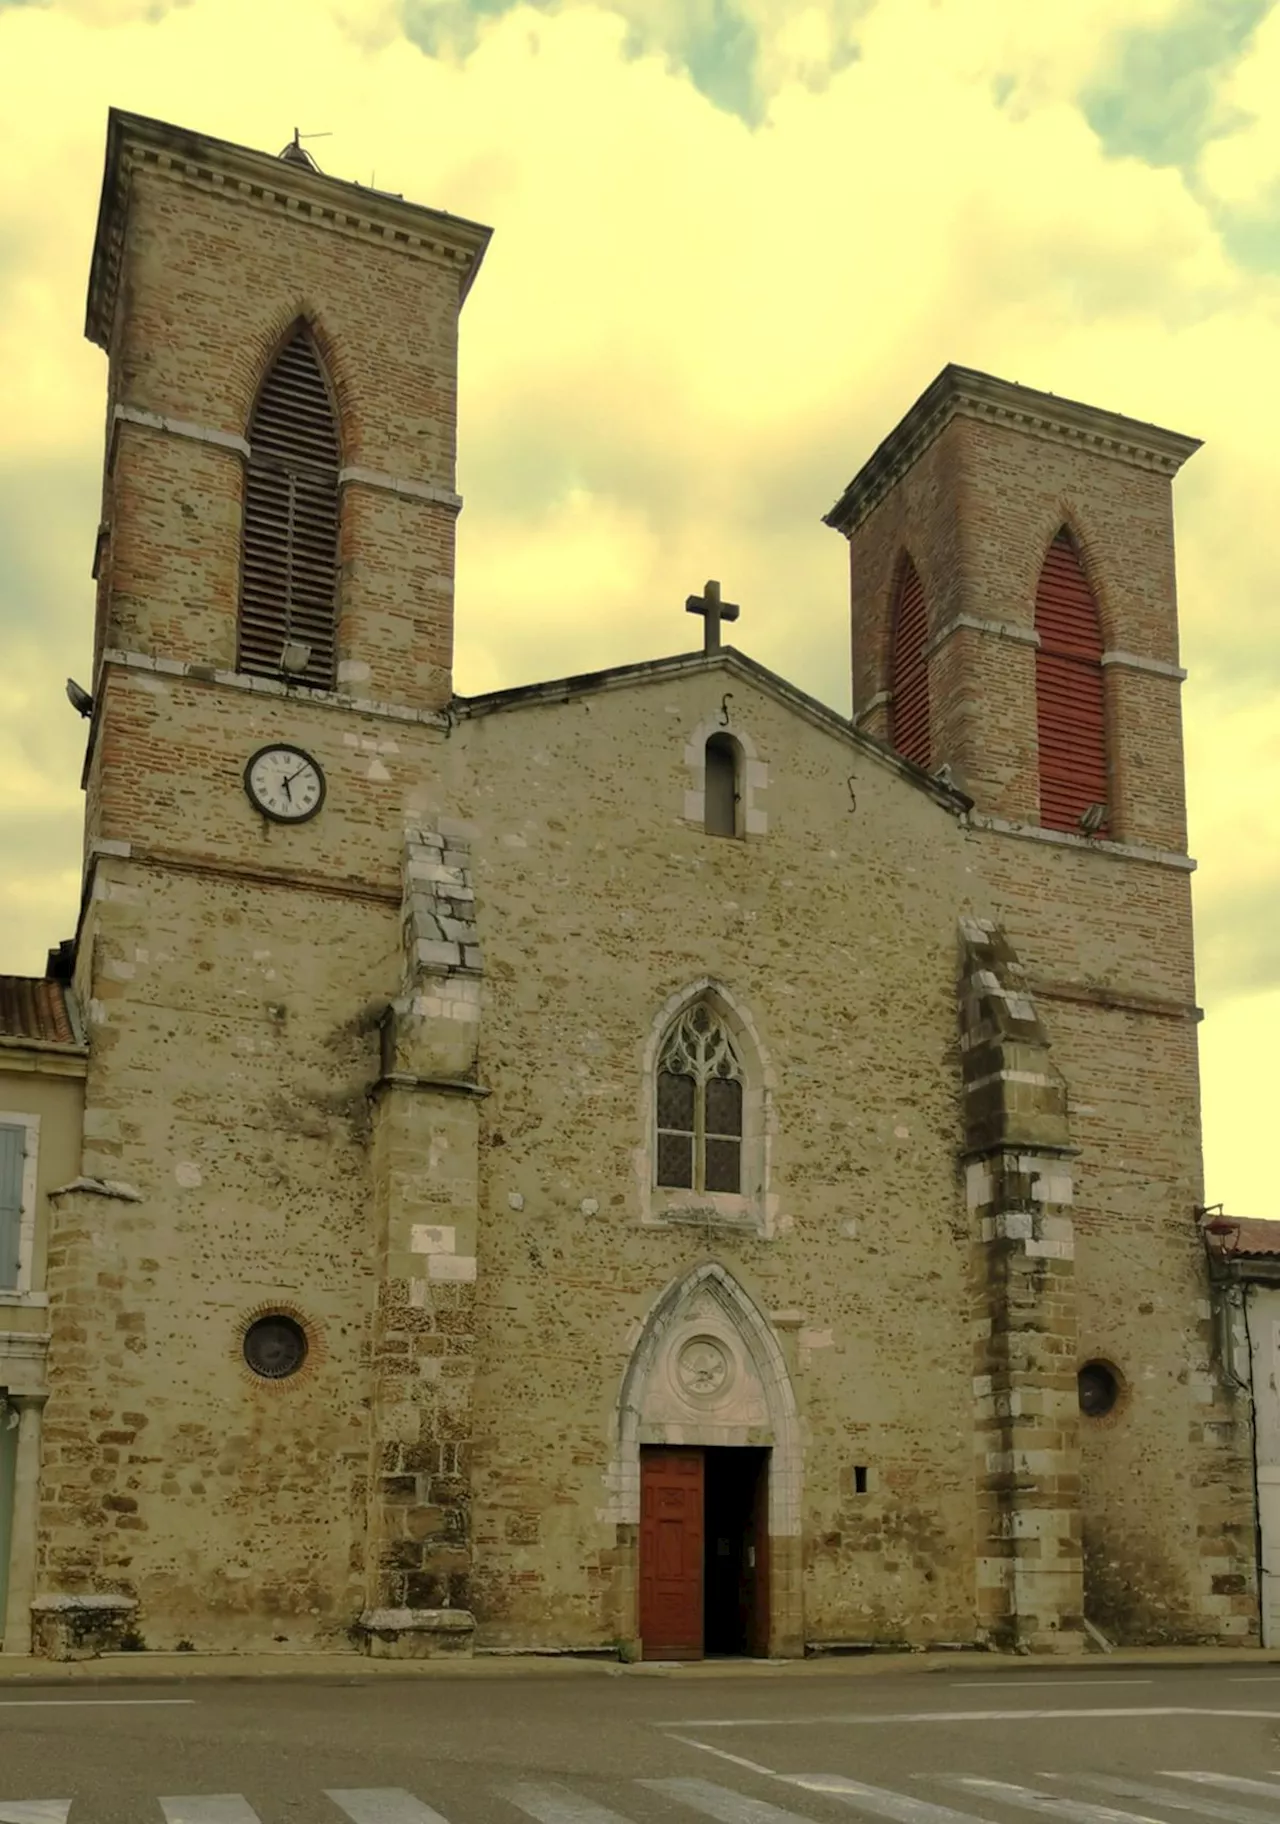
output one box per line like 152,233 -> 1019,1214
244,744 -> 326,824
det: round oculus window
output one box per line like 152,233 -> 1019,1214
243,1314 -> 308,1381
1078,1360 -> 1120,1418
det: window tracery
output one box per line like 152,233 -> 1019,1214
656,1003 -> 744,1193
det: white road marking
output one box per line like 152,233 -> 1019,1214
785,1774 -> 997,1824
1045,1772 -> 1280,1824
326,1792 -> 454,1824
642,1777 -> 821,1824
942,1776 -> 1165,1824
504,1783 -> 633,1824
1161,1777 -> 1280,1803
950,1682 -> 1152,1689
0,1805 -> 73,1824
664,1737 -> 788,1780
665,1710 -> 1280,1728
0,1699 -> 195,1708
160,1800 -> 261,1824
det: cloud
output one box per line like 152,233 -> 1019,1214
0,0 -> 1278,1216
1080,0 -> 1269,169
1197,0 -> 1280,208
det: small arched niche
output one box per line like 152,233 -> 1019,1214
704,732 -> 742,837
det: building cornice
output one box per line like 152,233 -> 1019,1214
86,109 -> 493,351
823,364 -> 1202,537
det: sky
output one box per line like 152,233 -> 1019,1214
0,0 -> 1277,1217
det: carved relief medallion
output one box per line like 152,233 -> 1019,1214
675,1335 -> 732,1401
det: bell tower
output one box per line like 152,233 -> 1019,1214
823,365 -> 1200,855
85,109 -> 490,714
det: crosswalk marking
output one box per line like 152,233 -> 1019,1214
1162,1778 -> 1280,1804
160,1800 -> 262,1824
325,1791 -> 454,1824
0,1805 -> 73,1824
505,1782 -> 633,1824
643,1777 -> 820,1824
940,1775 -> 1167,1824
785,1774 -> 999,1824
650,1774 -> 990,1824
1044,1772 -> 1280,1824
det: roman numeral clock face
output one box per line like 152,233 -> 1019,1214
244,744 -> 326,824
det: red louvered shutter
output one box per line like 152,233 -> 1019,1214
1035,532 -> 1108,834
889,556 -> 930,769
238,328 -> 340,689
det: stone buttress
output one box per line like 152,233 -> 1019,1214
960,918 -> 1084,1650
357,823 -> 484,1658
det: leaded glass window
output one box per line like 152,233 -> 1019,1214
656,1003 -> 744,1193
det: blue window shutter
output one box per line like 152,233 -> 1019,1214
0,1125 -> 25,1290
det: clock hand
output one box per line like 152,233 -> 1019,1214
280,771 -> 293,801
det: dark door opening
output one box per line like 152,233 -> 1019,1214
704,1446 -> 770,1657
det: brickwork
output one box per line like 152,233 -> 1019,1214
89,112 -> 485,714
832,373 -> 1197,853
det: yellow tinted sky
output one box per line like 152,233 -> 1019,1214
1,0 -> 1277,1215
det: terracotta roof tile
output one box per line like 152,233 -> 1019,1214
1213,1218 -> 1280,1257
0,976 -> 77,1045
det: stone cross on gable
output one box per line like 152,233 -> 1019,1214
686,579 -> 739,654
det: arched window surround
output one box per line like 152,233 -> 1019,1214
636,980 -> 775,1236
237,317 -> 343,691
682,717 -> 768,836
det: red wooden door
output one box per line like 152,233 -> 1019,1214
640,1448 -> 704,1660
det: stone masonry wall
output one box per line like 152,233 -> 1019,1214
448,670 -> 990,1650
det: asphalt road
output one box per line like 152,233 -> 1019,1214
6,1665 -> 1280,1824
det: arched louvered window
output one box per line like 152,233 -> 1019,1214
238,326 -> 340,689
888,554 -> 930,768
1035,530 -> 1109,835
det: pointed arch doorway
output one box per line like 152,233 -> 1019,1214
611,1264 -> 803,1660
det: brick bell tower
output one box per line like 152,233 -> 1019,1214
824,372 -> 1258,1649
34,112 -> 497,1658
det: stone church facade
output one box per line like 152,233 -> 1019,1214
0,108 -> 1257,1659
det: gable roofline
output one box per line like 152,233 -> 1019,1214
86,109 -> 494,351
452,645 -> 973,815
823,364 -> 1203,538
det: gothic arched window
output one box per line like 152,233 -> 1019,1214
656,1003 -> 744,1193
704,733 -> 740,837
888,553 -> 930,769
238,324 -> 341,689
1034,529 -> 1109,835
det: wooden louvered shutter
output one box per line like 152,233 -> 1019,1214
1035,532 -> 1108,834
888,556 -> 930,769
0,1125 -> 24,1290
238,328 -> 340,689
